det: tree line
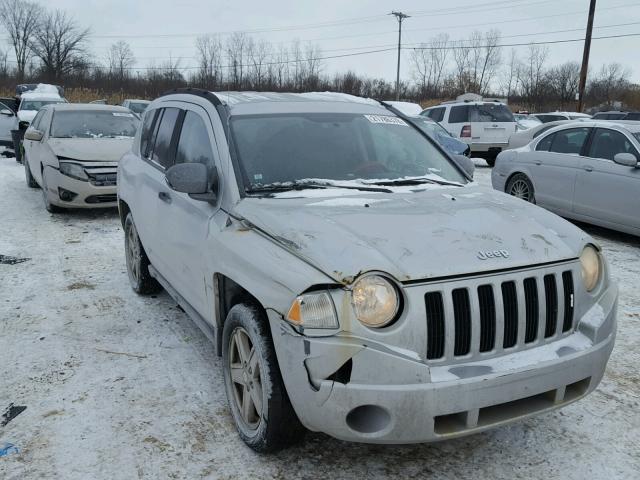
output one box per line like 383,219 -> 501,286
0,0 -> 637,112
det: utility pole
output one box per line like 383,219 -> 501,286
577,0 -> 596,112
390,11 -> 410,101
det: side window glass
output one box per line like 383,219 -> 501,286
536,133 -> 555,151
533,125 -> 553,139
549,128 -> 590,155
150,107 -> 180,169
31,111 -> 45,130
140,109 -> 158,158
448,106 -> 468,123
432,107 -> 445,122
588,129 -> 638,161
175,111 -> 215,167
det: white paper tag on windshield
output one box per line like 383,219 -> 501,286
364,115 -> 408,126
113,112 -> 134,117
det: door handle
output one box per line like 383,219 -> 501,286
535,160 -> 542,165
158,191 -> 172,203
583,166 -> 593,172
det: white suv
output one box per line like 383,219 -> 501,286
422,100 -> 517,166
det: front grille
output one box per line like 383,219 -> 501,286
424,266 -> 576,361
85,194 -> 117,204
88,172 -> 117,186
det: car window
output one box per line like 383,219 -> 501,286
625,112 -> 640,120
429,107 -> 445,122
448,106 -> 468,123
549,127 -> 590,154
140,109 -> 159,158
150,107 -> 180,169
469,104 -> 514,122
537,115 -> 565,123
175,111 -> 215,167
536,133 -> 555,151
588,128 -> 638,161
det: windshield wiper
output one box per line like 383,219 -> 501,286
365,177 -> 463,187
246,180 -> 392,195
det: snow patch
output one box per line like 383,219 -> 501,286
308,198 -> 390,207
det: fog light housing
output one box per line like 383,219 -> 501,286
58,187 -> 78,202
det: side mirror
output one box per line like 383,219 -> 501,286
613,152 -> 638,167
165,162 -> 217,203
24,129 -> 43,141
0,108 -> 13,116
453,154 -> 475,178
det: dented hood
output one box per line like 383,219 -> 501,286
49,137 -> 133,162
233,185 -> 591,284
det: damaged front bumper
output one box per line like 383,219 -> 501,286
268,281 -> 617,444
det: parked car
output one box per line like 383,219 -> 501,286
506,120 -> 574,150
122,99 -> 150,116
407,114 -> 471,156
17,93 -> 66,124
0,101 -> 18,156
534,112 -> 591,123
118,89 -> 616,452
493,121 -> 640,236
592,111 -> 640,121
514,113 -> 542,130
422,99 -> 517,166
384,101 -> 423,116
23,104 -> 138,212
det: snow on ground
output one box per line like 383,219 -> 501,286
0,158 -> 638,479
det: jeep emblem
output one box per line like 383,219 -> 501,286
477,250 -> 510,260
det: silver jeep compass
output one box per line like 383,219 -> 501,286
117,90 -> 617,452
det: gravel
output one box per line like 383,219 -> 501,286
0,158 -> 638,479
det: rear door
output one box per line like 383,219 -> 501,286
574,127 -> 640,230
469,103 -> 516,146
529,126 -> 591,214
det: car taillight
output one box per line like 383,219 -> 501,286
460,125 -> 472,137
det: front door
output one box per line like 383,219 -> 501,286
574,127 -> 640,230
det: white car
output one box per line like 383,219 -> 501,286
422,100 -> 517,166
534,112 -> 591,123
507,120 -> 574,150
121,99 -> 150,116
23,104 -> 138,212
16,83 -> 67,124
514,113 -> 542,130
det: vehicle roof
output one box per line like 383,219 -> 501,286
540,120 -> 640,134
536,112 -> 590,117
431,100 -> 508,107
44,103 -> 134,112
125,99 -> 150,103
20,93 -> 64,100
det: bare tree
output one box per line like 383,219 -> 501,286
588,63 -> 631,107
452,39 -> 471,93
501,48 -> 519,100
107,40 -> 135,80
195,35 -> 223,88
0,0 -> 42,81
517,44 -> 549,109
30,9 -> 90,81
226,32 -> 248,89
247,38 -> 271,89
476,29 -> 501,94
548,61 -> 580,109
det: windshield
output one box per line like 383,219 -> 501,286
128,102 -> 149,114
51,110 -> 138,138
231,113 -> 467,191
20,99 -> 64,111
632,132 -> 640,143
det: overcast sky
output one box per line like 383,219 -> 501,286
45,0 -> 640,84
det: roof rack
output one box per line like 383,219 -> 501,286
159,87 -> 222,106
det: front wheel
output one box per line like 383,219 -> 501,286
222,303 -> 305,452
124,213 -> 162,294
506,173 -> 535,203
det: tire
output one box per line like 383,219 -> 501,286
506,173 -> 535,203
222,303 -> 305,452
485,157 -> 496,167
24,156 -> 38,188
41,171 -> 63,213
124,213 -> 162,294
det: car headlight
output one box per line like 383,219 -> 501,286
59,161 -> 88,181
580,245 -> 602,292
286,291 -> 338,329
351,275 -> 400,328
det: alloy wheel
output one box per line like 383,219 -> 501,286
126,223 -> 141,284
510,179 -> 532,201
228,327 -> 262,430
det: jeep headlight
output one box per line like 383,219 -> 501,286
59,161 -> 88,181
351,275 -> 400,328
286,291 -> 338,329
580,245 -> 602,292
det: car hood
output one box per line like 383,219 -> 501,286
233,185 -> 591,284
48,137 -> 134,162
17,110 -> 37,123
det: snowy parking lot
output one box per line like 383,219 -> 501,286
1,158 -> 638,479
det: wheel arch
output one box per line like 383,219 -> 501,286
505,170 -> 534,193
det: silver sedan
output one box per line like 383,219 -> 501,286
492,121 -> 640,236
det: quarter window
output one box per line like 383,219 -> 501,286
428,107 -> 445,122
548,127 -> 590,155
536,133 -> 555,151
175,111 -> 216,167
448,106 -> 469,123
588,128 -> 639,161
140,109 -> 158,158
150,107 -> 180,169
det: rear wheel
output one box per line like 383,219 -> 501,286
222,303 -> 305,452
124,213 -> 162,294
485,157 -> 496,167
24,156 -> 38,188
506,173 -> 535,203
